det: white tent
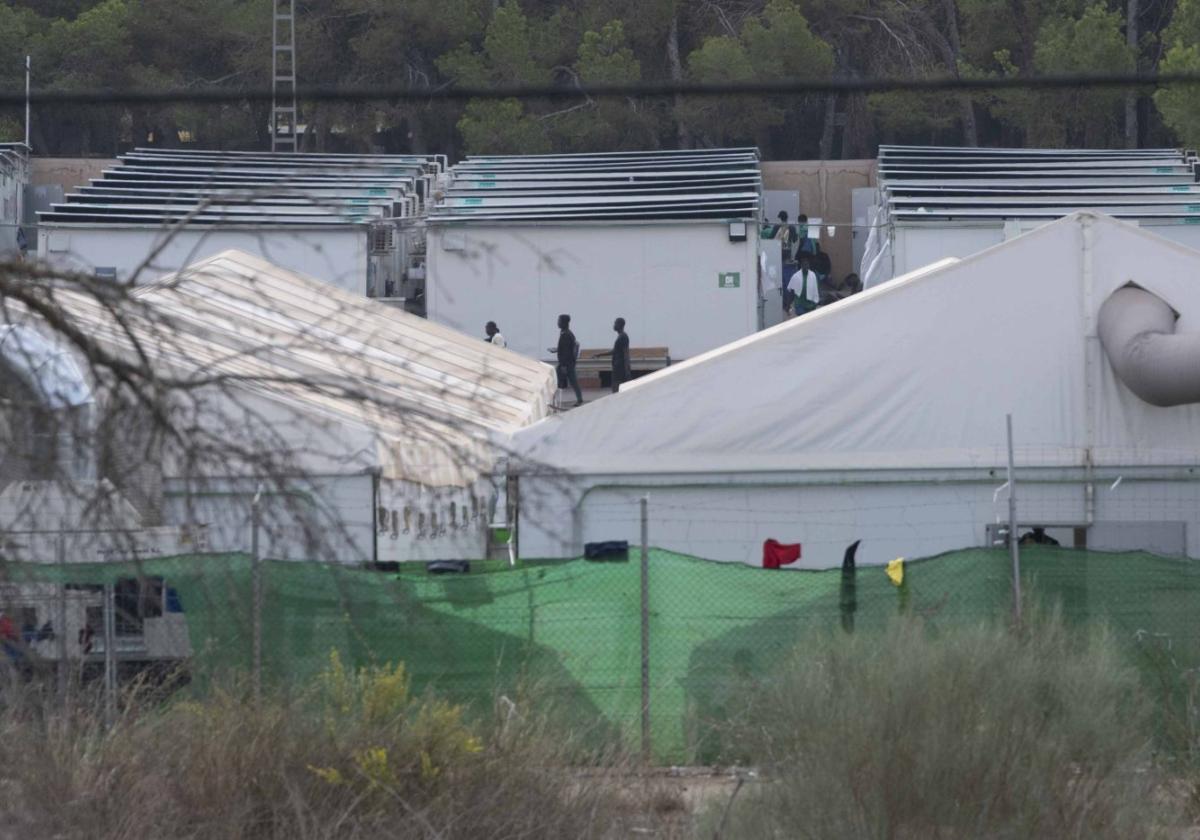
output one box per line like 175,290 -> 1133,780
513,212 -> 1200,567
3,250 -> 556,564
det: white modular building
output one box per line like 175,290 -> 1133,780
36,148 -> 445,297
1,250 -> 555,565
862,145 -> 1200,288
513,212 -> 1200,568
0,142 -> 30,257
426,149 -> 764,361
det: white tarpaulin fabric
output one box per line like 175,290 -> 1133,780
6,250 -> 556,487
514,212 -> 1200,477
0,324 -> 93,408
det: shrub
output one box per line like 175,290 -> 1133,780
705,608 -> 1178,839
0,655 -> 658,839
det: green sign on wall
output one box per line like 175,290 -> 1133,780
718,272 -> 741,288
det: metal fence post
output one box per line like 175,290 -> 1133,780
56,528 -> 67,707
103,582 -> 115,727
251,484 -> 264,701
640,495 -> 651,764
1007,414 -> 1022,626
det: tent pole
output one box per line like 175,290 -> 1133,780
103,582 -> 115,727
24,56 -> 31,149
56,526 -> 67,708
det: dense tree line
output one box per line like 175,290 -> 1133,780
1,0 -> 1198,158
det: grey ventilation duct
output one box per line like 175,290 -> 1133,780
1097,285 -> 1200,407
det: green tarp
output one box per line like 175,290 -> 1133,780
7,547 -> 1200,762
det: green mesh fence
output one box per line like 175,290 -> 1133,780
6,547 -> 1200,762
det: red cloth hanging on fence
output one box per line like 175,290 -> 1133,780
762,539 -> 801,569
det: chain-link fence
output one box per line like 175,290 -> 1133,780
4,535 -> 1200,763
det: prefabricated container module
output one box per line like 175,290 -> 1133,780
426,148 -> 763,362
862,145 -> 1200,287
36,148 -> 444,295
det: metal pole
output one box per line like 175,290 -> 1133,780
251,484 -> 263,700
56,528 -> 67,706
103,582 -> 115,726
639,495 -> 650,764
24,56 -> 30,149
1006,414 -> 1022,625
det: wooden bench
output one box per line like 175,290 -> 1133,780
574,346 -> 672,389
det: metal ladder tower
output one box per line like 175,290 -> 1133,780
271,0 -> 298,152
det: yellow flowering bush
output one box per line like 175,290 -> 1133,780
310,650 -> 485,799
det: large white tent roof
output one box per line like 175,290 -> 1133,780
11,250 -> 555,487
514,212 -> 1200,476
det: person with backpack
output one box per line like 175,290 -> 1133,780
548,313 -> 583,406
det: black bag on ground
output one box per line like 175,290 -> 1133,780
584,541 -> 629,560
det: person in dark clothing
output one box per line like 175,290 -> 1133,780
597,317 -> 632,393
789,254 -> 820,318
795,213 -> 817,257
1019,526 -> 1060,546
812,249 -> 832,280
484,320 -> 506,348
821,271 -> 861,306
548,313 -> 583,406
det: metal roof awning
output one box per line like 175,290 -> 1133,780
64,191 -> 395,208
431,147 -> 761,223
891,207 -> 1200,220
37,212 -> 367,226
878,144 -> 1184,157
42,147 -> 440,229
878,145 -> 1200,229
889,194 -> 1200,208
79,185 -> 409,201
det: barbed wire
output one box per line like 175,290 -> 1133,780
4,71 -> 1200,109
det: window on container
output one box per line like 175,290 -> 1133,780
371,227 -> 395,254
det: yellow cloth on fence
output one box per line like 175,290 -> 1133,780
886,558 -> 905,587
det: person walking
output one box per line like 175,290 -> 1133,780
548,314 -> 583,406
597,317 -> 632,393
791,255 -> 821,318
484,321 -> 507,348
774,210 -> 795,262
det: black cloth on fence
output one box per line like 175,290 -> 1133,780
840,540 -> 861,634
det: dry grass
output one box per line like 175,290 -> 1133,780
2,609 -> 1191,839
0,655 -> 666,840
703,607 -> 1181,839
